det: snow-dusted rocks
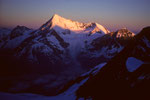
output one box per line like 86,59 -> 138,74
77,27 -> 134,68
114,28 -> 135,38
0,26 -> 32,48
10,26 -> 31,40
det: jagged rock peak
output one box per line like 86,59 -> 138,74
14,25 -> 30,30
10,25 -> 31,39
113,28 -> 135,38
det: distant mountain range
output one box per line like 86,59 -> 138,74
0,14 -> 149,100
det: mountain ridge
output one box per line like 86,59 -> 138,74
40,14 -> 109,35
0,14 -> 137,96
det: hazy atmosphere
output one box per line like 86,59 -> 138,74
0,0 -> 150,32
0,0 -> 150,100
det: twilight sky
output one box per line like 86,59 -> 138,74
0,0 -> 149,32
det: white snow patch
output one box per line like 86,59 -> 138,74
126,57 -> 143,72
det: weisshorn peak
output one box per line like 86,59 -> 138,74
40,14 -> 109,34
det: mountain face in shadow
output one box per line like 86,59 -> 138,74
0,14 -> 138,96
75,27 -> 150,100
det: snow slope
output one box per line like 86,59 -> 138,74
0,62 -> 107,100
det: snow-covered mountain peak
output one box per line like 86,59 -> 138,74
53,14 -> 61,18
40,14 -> 109,34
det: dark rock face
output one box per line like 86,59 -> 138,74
51,29 -> 69,48
0,28 -> 11,42
10,26 -> 31,40
76,27 -> 150,100
62,29 -> 71,35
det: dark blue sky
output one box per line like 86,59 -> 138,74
0,0 -> 149,32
